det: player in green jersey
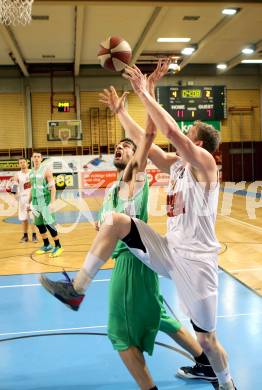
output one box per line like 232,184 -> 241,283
97,135 -> 217,389
29,151 -> 63,258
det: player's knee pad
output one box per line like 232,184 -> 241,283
191,320 -> 209,333
122,218 -> 146,253
46,224 -> 58,237
37,224 -> 47,234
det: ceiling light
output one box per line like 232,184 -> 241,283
241,59 -> 262,63
181,46 -> 196,55
157,37 -> 191,43
222,8 -> 237,15
168,63 -> 181,72
217,63 -> 227,70
242,46 -> 255,55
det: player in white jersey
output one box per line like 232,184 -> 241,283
40,60 -> 236,390
11,158 -> 38,243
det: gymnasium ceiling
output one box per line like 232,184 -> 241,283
0,0 -> 261,78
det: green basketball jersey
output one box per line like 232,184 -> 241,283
106,174 -> 182,354
29,164 -> 51,207
29,163 -> 56,226
99,174 -> 148,258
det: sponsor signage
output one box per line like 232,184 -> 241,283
81,171 -> 118,188
54,173 -> 78,190
81,169 -> 169,189
0,159 -> 30,171
178,120 -> 221,134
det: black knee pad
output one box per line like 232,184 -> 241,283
191,320 -> 209,333
46,224 -> 58,237
37,224 -> 47,234
122,218 -> 146,253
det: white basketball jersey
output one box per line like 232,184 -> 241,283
17,171 -> 31,197
166,160 -> 221,260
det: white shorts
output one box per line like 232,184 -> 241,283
18,196 -> 30,221
127,218 -> 218,332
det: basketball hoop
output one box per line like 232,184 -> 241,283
0,0 -> 34,26
59,128 -> 71,147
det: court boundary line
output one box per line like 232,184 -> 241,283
228,267 -> 262,273
0,271 -> 227,289
1,310 -> 261,339
218,214 -> 262,233
0,332 -> 195,364
0,278 -> 111,289
219,265 -> 262,297
0,325 -> 107,337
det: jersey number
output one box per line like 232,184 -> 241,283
167,191 -> 185,217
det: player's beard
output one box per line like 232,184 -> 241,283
113,161 -> 127,171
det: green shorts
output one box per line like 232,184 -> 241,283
108,251 -> 182,355
32,199 -> 56,226
159,295 -> 182,334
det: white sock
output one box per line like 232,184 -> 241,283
218,381 -> 235,390
215,367 -> 233,388
73,252 -> 105,294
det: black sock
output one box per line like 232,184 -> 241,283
195,352 -> 211,366
23,233 -> 28,238
149,387 -> 158,390
43,238 -> 50,246
54,239 -> 61,248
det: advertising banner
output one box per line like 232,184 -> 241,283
0,159 -> 30,171
54,172 -> 79,190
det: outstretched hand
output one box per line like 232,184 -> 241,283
123,60 -> 170,96
99,86 -> 129,114
148,58 -> 171,84
123,65 -> 147,95
147,58 -> 171,95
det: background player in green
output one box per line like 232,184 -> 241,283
29,151 -> 63,258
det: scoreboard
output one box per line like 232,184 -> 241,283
57,101 -> 70,112
156,86 -> 227,121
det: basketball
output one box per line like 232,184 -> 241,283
97,36 -> 132,72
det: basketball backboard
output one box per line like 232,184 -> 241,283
47,120 -> 82,141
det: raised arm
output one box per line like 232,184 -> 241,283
99,86 -> 144,145
122,114 -> 156,183
123,65 -> 215,173
99,81 -> 178,173
99,59 -> 170,141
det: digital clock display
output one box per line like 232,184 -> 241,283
181,89 -> 202,98
57,102 -> 70,112
156,86 -> 226,121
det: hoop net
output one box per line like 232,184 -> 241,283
59,128 -> 71,147
0,0 -> 34,26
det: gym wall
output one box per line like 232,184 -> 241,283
0,77 -> 261,150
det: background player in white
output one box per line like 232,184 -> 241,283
10,158 -> 38,243
40,60 -> 236,389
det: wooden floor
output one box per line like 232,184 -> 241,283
0,186 -> 261,295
